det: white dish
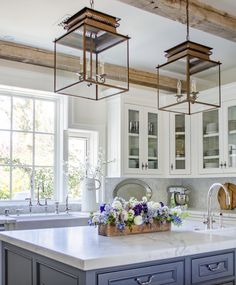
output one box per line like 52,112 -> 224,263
206,122 -> 217,133
204,162 -> 218,168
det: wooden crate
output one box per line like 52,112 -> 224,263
98,221 -> 171,237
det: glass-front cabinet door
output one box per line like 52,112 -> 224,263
198,109 -> 224,174
223,101 -> 236,172
202,109 -> 220,170
127,107 -> 141,172
146,110 -> 159,173
169,114 -> 190,174
199,102 -> 236,174
124,104 -> 161,174
227,105 -> 236,169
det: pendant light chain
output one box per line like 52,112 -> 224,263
90,0 -> 94,9
186,0 -> 190,41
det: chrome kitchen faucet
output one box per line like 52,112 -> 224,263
205,183 -> 230,230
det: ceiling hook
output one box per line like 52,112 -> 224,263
90,0 -> 94,9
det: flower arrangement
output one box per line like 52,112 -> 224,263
89,196 -> 187,235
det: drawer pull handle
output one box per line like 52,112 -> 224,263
207,263 -> 221,272
135,275 -> 154,285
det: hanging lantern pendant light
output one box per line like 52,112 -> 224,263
157,0 -> 221,115
54,0 -> 130,100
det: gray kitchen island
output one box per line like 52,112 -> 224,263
0,226 -> 236,285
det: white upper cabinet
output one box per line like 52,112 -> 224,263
169,113 -> 191,175
198,108 -> 223,174
197,86 -> 236,175
222,101 -> 236,173
107,83 -> 236,178
124,104 -> 162,175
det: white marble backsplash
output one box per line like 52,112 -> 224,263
104,178 -> 180,204
105,177 -> 236,212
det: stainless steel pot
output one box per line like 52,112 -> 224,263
174,192 -> 189,205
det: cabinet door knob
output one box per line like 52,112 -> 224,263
145,163 -> 148,170
135,275 -> 154,285
171,163 -> 173,171
142,163 -> 145,170
224,161 -> 227,168
220,161 -> 223,168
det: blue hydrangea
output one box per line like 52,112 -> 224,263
116,222 -> 125,231
100,203 -> 106,212
88,218 -> 93,226
172,215 -> 182,226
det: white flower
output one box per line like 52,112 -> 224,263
92,215 -> 99,224
129,197 -> 138,207
171,206 -> 182,216
142,196 -> 148,203
122,210 -> 128,221
112,200 -> 123,210
134,215 -> 143,226
148,201 -> 161,210
128,209 -> 135,219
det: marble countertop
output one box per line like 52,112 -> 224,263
1,226 -> 236,271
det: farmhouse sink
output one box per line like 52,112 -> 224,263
10,212 -> 88,221
3,212 -> 90,230
172,216 -> 236,232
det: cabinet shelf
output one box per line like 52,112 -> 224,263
229,130 -> 236,135
203,132 -> 219,138
148,156 -> 158,160
148,135 -> 157,139
175,132 -> 185,135
129,155 -> 139,159
203,155 -> 219,160
128,133 -> 139,137
175,157 -> 186,160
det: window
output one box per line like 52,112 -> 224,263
66,130 -> 98,201
0,92 -> 57,200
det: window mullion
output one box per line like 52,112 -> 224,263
32,99 -> 36,200
9,95 -> 13,199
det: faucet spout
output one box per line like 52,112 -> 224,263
206,183 -> 230,229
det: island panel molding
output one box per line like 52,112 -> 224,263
2,242 -> 236,285
117,0 -> 236,42
0,40 -> 178,92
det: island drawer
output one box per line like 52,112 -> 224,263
191,252 -> 234,284
98,261 -> 184,285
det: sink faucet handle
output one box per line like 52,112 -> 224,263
44,197 -> 51,206
65,195 -> 71,213
16,208 -> 23,216
4,209 -> 10,217
25,198 -> 32,206
55,201 -> 59,214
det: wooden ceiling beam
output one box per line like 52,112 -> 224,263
117,0 -> 236,42
0,40 -> 178,92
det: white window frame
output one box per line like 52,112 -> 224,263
0,85 -> 66,204
64,129 -> 99,202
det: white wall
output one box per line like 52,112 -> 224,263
0,59 -> 107,128
0,59 -> 53,91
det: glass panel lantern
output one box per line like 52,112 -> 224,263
54,8 -> 129,100
157,41 -> 221,115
